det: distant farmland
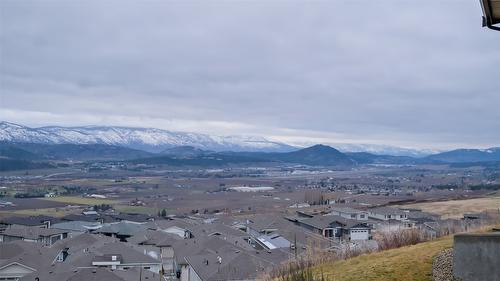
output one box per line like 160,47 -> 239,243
41,196 -> 118,205
400,196 -> 500,219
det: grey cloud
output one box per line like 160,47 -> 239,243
0,0 -> 499,149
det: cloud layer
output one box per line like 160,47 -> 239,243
1,0 -> 499,149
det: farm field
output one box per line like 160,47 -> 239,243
41,196 -> 118,205
400,196 -> 500,219
113,205 -> 160,215
0,207 -> 82,218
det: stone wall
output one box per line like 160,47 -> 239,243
453,233 -> 500,281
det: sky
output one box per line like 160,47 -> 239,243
0,0 -> 499,150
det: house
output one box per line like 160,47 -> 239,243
0,200 -> 14,207
109,213 -> 153,223
51,220 -> 102,235
183,247 -> 287,281
242,214 -> 332,250
0,240 -> 62,280
244,215 -> 282,236
255,233 -> 291,250
162,226 -> 192,239
89,248 -> 160,273
368,207 -> 408,221
127,229 -> 183,274
63,236 -> 161,273
0,226 -> 69,246
21,268 -> 128,281
172,235 -> 256,280
95,221 -> 150,241
187,223 -> 248,239
297,215 -> 372,241
174,234 -> 288,281
0,215 -> 60,229
288,203 -> 311,208
328,206 -> 369,221
0,232 -> 162,281
44,192 -> 57,198
82,210 -> 99,216
155,218 -> 194,239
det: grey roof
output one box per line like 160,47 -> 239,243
95,221 -> 148,236
21,268 -> 126,281
62,213 -> 120,223
244,214 -> 283,232
0,240 -> 61,271
92,242 -> 160,264
185,246 -> 288,281
2,234 -> 159,281
93,254 -> 123,262
153,218 -> 193,230
2,225 -> 68,239
368,207 -> 407,215
127,229 -> 182,247
51,221 -> 102,232
112,267 -> 160,281
300,215 -> 370,230
188,223 -> 248,238
0,215 -> 60,226
68,268 -> 124,281
257,234 -> 291,249
53,233 -> 116,252
110,213 -> 153,223
329,206 -> 367,214
172,235 -> 254,265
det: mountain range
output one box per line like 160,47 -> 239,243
0,121 -> 294,153
0,121 -> 436,156
1,121 -> 499,170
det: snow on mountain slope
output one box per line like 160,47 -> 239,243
332,143 -> 439,157
0,121 -> 296,153
289,140 -> 438,157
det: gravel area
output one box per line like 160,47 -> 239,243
432,248 -> 461,281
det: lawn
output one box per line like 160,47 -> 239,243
400,196 -> 500,219
313,236 -> 453,281
41,196 -> 118,205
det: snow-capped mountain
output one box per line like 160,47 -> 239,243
0,121 -> 296,153
289,140 -> 438,157
331,143 -> 439,157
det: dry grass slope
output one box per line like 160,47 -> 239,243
313,236 -> 453,281
400,196 -> 500,219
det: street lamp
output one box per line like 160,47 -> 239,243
480,0 -> 500,31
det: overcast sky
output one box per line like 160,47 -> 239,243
1,0 -> 499,150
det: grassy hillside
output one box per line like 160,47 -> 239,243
313,236 -> 453,281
